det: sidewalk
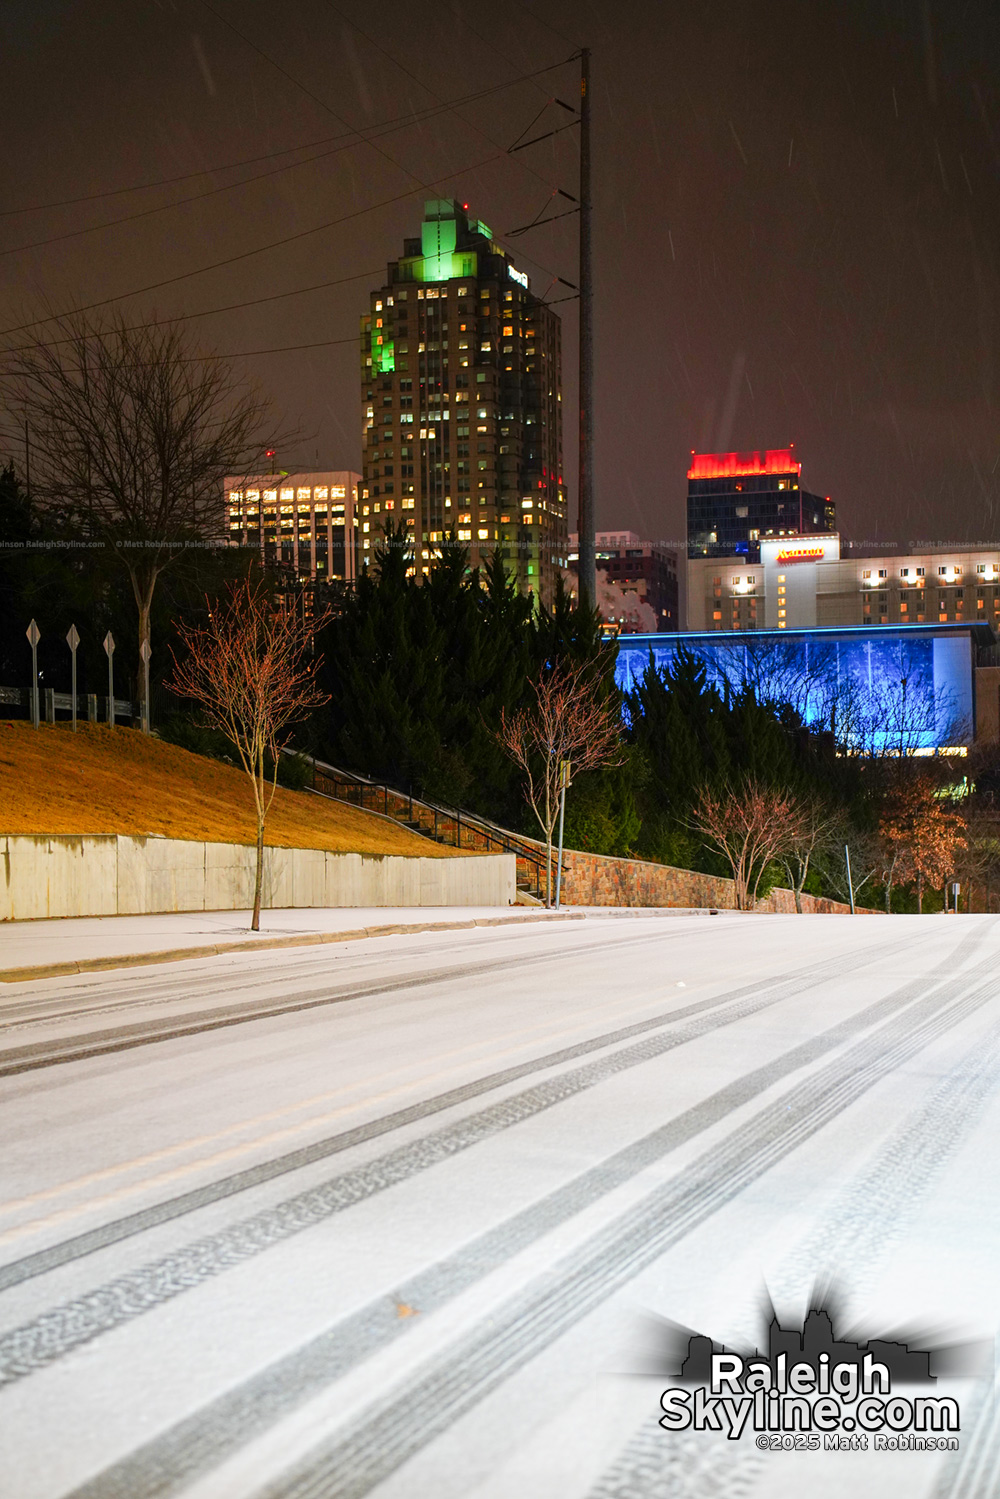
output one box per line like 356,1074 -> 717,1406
0,906 -> 589,983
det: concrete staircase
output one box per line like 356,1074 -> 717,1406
297,755 -> 550,902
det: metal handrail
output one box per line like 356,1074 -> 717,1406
293,751 -> 551,898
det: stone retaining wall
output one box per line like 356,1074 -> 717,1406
557,847 -> 871,915
0,835 -> 515,921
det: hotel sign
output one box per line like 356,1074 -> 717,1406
775,546 -> 825,564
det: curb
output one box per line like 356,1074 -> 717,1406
0,911 -> 587,984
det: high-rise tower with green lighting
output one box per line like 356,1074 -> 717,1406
361,199 -> 566,600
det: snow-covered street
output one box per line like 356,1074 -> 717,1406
1,910 -> 997,1498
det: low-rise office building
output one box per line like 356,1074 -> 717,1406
225,470 -> 361,583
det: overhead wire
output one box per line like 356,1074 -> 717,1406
199,0 -> 574,295
2,268 -> 384,355
0,156 -> 504,339
0,12 -> 582,358
0,67 -> 578,259
315,1 -> 578,286
0,58 -> 575,221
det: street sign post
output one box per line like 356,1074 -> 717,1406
139,638 -> 151,733
26,619 -> 40,728
103,631 -> 115,726
554,760 -> 572,910
66,624 -> 80,732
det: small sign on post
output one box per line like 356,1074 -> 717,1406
554,760 -> 573,910
103,631 -> 115,726
139,638 -> 151,734
26,619 -> 40,729
66,624 -> 80,732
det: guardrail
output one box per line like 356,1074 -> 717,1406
299,754 -> 551,901
0,686 -> 134,722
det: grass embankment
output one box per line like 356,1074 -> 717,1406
0,722 -> 461,857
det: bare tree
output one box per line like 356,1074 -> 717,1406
692,780 -> 809,910
812,827 -> 882,910
166,578 -> 330,930
4,309 -> 278,722
778,800 -> 848,913
496,659 -> 623,905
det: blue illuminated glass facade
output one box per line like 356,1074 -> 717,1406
614,625 -> 980,753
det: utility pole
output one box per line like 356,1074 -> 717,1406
577,46 -> 595,611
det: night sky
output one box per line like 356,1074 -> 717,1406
2,0 -> 999,551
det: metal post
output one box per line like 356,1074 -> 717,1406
103,631 -> 115,726
554,792 -> 567,909
26,619 -> 40,728
140,638 -> 151,733
577,46 -> 596,611
66,624 -> 80,731
844,843 -> 856,915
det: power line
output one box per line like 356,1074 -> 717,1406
196,2 -> 575,297
199,0 -> 449,201
320,2 -> 576,220
3,268 -> 384,356
0,155 -> 505,339
321,0 -> 566,192
0,16 -> 580,345
187,287 -> 580,362
190,334 -> 359,361
0,74 -> 578,260
313,3 -> 578,293
0,59 -> 574,221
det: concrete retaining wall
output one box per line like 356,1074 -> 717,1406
0,835 -> 516,921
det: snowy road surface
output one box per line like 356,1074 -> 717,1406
1,911 -> 998,1498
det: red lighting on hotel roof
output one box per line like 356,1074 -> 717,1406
687,447 -> 801,480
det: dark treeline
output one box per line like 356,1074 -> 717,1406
315,524 -> 612,832
627,650 -> 866,872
